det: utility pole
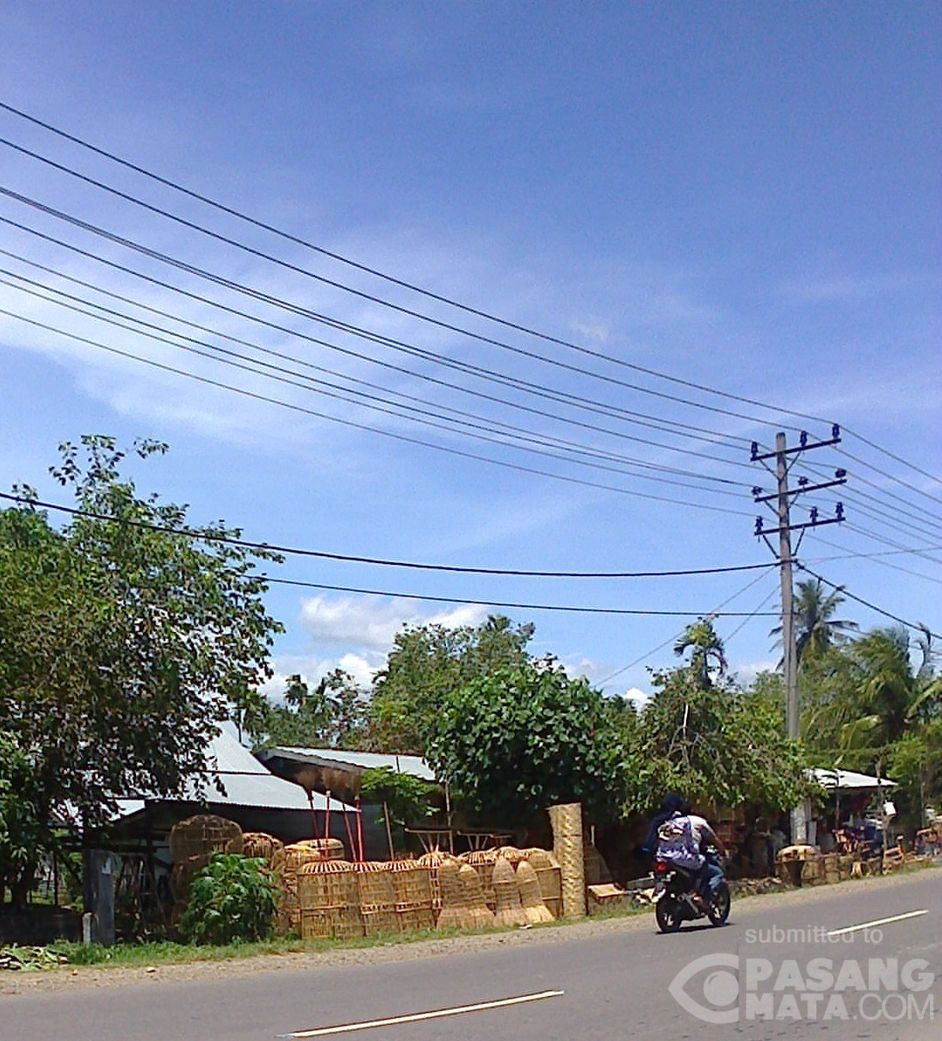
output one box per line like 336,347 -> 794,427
751,425 -> 846,845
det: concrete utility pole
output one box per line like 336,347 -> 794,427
751,425 -> 846,845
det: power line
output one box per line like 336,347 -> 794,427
797,565 -> 942,641
0,287 -> 748,504
841,426 -> 942,491
0,213 -> 758,457
836,446 -> 942,509
0,307 -> 753,516
0,114 -> 830,431
0,266 -> 750,494
0,181 -> 798,433
0,491 -> 776,578
802,532 -> 942,588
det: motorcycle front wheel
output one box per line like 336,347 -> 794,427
708,883 -> 731,926
655,897 -> 684,933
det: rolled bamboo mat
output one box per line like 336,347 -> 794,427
548,802 -> 586,918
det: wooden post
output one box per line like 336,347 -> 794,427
355,797 -> 365,863
383,800 -> 395,860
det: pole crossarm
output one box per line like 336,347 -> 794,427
751,424 -> 841,462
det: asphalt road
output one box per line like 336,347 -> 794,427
6,870 -> 940,1041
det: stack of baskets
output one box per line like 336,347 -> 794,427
280,841 -> 337,935
390,860 -> 435,932
458,863 -> 495,929
525,848 -> 562,919
492,857 -> 527,927
169,814 -> 243,921
548,803 -> 587,918
241,832 -> 285,873
298,859 -> 361,940
435,858 -> 472,930
417,850 -> 457,912
355,862 -> 398,936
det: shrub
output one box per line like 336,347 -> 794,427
179,853 -> 277,945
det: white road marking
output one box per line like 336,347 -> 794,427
281,989 -> 564,1038
826,908 -> 929,937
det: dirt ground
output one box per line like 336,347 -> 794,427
2,866 -> 935,996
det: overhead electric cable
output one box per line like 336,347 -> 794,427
0,491 -> 778,578
0,308 -> 752,516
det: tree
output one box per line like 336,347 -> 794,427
248,669 -> 369,750
425,662 -> 631,824
632,666 -> 811,815
368,615 -> 534,753
771,578 -> 858,667
0,436 -> 283,906
673,618 -> 727,688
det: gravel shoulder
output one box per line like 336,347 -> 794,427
3,865 -> 936,997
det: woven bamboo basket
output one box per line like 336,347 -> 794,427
525,848 -> 562,919
459,849 -> 498,910
169,854 -> 209,923
492,857 -> 527,927
355,862 -> 398,936
458,863 -> 496,929
435,858 -> 473,930
298,860 -> 361,940
516,860 -> 553,923
548,803 -> 586,918
494,846 -> 526,865
418,850 -> 458,912
242,832 -> 286,872
169,814 -> 243,863
390,861 -> 435,932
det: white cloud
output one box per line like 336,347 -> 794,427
259,651 -> 381,701
298,594 -> 489,654
732,660 -> 777,682
624,686 -> 651,708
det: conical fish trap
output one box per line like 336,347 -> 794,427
355,862 -> 398,936
492,857 -> 527,927
459,849 -> 497,910
418,850 -> 458,912
516,860 -> 553,924
390,861 -> 435,932
495,846 -> 526,865
458,863 -> 496,929
298,860 -> 361,940
435,858 -> 473,930
548,802 -> 586,919
525,848 -> 562,918
169,814 -> 243,863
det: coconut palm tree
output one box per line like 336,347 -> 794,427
770,578 -> 859,667
674,618 -> 727,688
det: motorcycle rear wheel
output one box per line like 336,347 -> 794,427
655,897 -> 684,933
708,883 -> 731,926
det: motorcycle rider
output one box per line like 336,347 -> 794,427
657,803 -> 728,909
642,792 -> 685,863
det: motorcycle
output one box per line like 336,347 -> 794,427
653,848 -> 731,933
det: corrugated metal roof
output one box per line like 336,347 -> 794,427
270,747 -> 436,782
811,768 -> 897,791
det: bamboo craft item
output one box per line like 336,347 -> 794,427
525,848 -> 562,918
548,802 -> 587,918
417,850 -> 457,912
435,858 -> 472,930
459,849 -> 498,910
458,863 -> 496,929
492,857 -> 527,927
390,861 -> 435,932
169,814 -> 243,862
298,860 -> 362,940
242,832 -> 286,873
355,862 -> 398,936
280,842 -> 330,934
516,860 -> 554,924
494,846 -> 526,865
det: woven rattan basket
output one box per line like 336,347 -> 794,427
548,802 -> 586,918
459,849 -> 498,910
435,858 -> 473,930
242,832 -> 286,872
355,862 -> 398,936
458,863 -> 496,929
417,850 -> 458,912
525,848 -> 562,918
492,857 -> 527,927
298,860 -> 362,940
169,814 -> 243,862
390,861 -> 435,932
494,846 -> 526,865
516,860 -> 553,924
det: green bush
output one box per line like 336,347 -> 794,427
179,853 -> 277,945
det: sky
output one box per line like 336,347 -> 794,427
1,2 -> 940,704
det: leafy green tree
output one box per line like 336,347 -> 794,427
426,662 -> 631,824
179,853 -> 278,945
250,669 -> 369,750
368,614 -> 534,753
0,436 -> 283,906
633,666 -> 811,815
673,618 -> 727,688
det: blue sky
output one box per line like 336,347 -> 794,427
1,2 -> 940,701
